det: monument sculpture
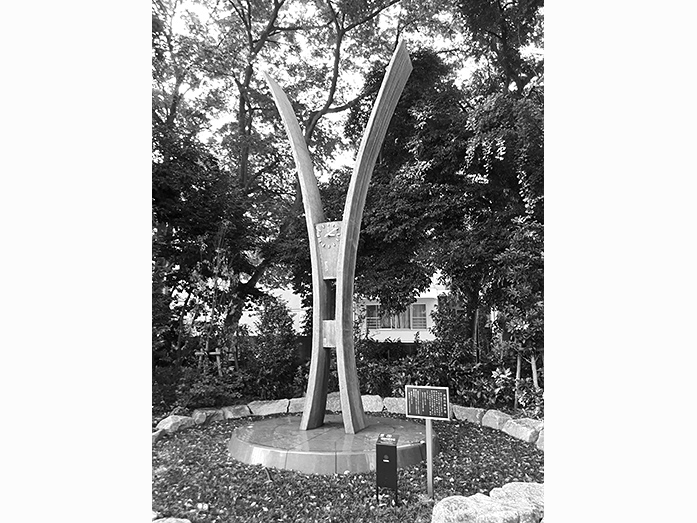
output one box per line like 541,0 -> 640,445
264,40 -> 412,434
228,42 -> 438,474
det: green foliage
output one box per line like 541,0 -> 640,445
175,366 -> 245,409
357,360 -> 394,397
153,365 -> 183,414
430,294 -> 471,353
458,365 -> 516,409
247,296 -> 300,399
490,216 -> 544,355
516,377 -> 544,419
457,0 -> 543,94
152,0 -> 544,413
355,337 -> 410,362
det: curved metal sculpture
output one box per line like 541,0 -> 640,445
264,41 -> 412,434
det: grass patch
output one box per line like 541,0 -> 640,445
152,412 -> 543,522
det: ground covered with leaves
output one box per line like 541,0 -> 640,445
152,413 -> 543,522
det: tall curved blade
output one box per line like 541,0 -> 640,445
263,72 -> 325,224
335,40 -> 413,434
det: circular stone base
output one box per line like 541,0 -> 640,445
228,414 -> 438,475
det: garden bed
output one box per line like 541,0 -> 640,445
152,412 -> 543,522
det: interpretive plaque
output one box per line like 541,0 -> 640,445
405,385 -> 450,420
405,385 -> 450,498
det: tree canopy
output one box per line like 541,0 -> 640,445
152,0 -> 544,367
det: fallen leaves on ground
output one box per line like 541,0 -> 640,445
152,413 -> 543,522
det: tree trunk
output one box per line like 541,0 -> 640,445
463,287 -> 480,347
531,351 -> 539,390
473,307 -> 480,363
513,351 -> 522,410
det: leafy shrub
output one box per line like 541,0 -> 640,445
354,337 -> 478,399
247,296 -> 300,399
456,365 -> 516,409
175,365 -> 246,409
357,360 -> 394,397
292,361 -> 310,398
153,365 -> 183,412
516,378 -> 544,419
355,337 -> 410,361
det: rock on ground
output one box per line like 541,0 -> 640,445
247,399 -> 289,416
502,418 -> 543,443
155,415 -> 195,435
383,396 -> 406,414
152,519 -> 192,523
361,394 -> 384,412
451,405 -> 487,425
536,428 -> 544,451
288,397 -> 305,413
481,410 -> 513,430
325,391 -> 342,412
432,494 -> 520,523
490,482 -> 544,521
220,404 -> 251,419
191,408 -> 225,425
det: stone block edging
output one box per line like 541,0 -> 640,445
152,397 -> 543,452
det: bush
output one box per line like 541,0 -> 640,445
247,296 -> 301,399
175,365 -> 246,409
516,378 -> 544,419
355,337 -> 410,362
357,360 -> 394,397
153,365 -> 183,413
455,365 -> 516,410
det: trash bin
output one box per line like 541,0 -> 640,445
376,433 -> 399,505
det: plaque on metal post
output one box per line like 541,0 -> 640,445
405,385 -> 450,498
405,385 -> 451,420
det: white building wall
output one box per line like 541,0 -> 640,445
361,297 -> 438,343
239,273 -> 447,341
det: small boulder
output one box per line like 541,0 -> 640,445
152,429 -> 165,445
432,494 -> 519,523
247,399 -> 289,416
469,493 -> 538,523
326,391 -> 342,412
536,429 -> 544,451
361,394 -> 384,412
481,410 -> 512,430
191,408 -> 224,425
490,482 -> 544,521
220,404 -> 251,419
155,415 -> 195,435
152,519 -> 192,523
288,397 -> 306,413
502,418 -> 543,443
451,405 -> 487,425
383,396 -> 405,415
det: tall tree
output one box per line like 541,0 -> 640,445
152,0 -> 422,361
334,1 -> 544,354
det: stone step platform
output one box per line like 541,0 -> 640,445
228,414 -> 438,475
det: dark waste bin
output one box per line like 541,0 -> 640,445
376,433 -> 399,505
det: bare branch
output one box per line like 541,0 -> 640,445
344,0 -> 401,32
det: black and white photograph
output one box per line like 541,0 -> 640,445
151,1 -> 544,521
5,1 -> 696,522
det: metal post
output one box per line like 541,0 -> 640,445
426,418 -> 433,497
